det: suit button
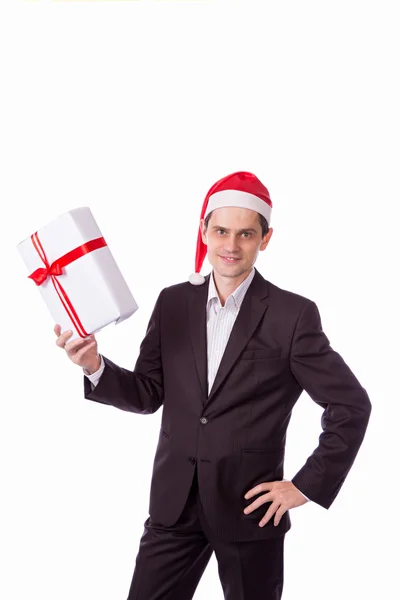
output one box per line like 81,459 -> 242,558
188,457 -> 196,465
200,417 -> 208,425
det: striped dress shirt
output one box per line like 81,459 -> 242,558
206,267 -> 255,394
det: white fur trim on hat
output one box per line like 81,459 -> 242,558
205,189 -> 272,225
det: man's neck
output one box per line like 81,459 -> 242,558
212,268 -> 253,306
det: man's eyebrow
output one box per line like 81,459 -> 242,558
211,226 -> 258,234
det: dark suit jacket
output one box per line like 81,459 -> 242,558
84,268 -> 371,542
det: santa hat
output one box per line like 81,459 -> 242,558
189,171 -> 272,285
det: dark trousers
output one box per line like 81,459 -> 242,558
126,468 -> 285,600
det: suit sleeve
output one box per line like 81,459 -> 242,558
83,289 -> 165,414
290,300 -> 371,509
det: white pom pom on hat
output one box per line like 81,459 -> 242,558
189,171 -> 273,285
189,272 -> 205,286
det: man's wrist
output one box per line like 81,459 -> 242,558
85,356 -> 102,375
83,355 -> 105,387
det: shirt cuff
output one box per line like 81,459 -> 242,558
83,355 -> 105,387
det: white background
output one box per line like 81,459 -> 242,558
0,1 -> 398,599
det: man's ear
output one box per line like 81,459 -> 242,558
260,227 -> 273,251
200,219 -> 207,245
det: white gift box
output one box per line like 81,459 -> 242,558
17,207 -> 138,341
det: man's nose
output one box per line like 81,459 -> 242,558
223,235 -> 240,252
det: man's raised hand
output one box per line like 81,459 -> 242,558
54,324 -> 101,374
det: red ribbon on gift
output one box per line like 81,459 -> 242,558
28,233 -> 107,338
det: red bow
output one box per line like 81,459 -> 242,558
29,262 -> 64,285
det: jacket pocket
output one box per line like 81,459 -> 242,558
241,348 -> 282,360
242,447 -> 283,454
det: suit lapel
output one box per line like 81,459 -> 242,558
187,269 -> 270,406
187,273 -> 211,399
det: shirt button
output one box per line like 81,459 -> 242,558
200,417 -> 208,425
188,456 -> 196,465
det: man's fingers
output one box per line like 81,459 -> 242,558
272,505 -> 287,527
56,330 -> 96,351
244,481 -> 274,499
72,341 -> 97,363
259,501 -> 280,527
64,336 -> 95,354
54,324 -> 61,336
55,330 -> 73,347
244,492 -> 273,514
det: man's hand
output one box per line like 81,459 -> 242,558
54,324 -> 101,374
244,480 -> 308,527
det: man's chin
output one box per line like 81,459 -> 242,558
213,264 -> 249,279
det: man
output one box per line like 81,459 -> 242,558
55,171 -> 371,600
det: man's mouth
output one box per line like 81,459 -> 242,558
220,256 -> 241,263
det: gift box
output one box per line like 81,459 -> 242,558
17,207 -> 138,341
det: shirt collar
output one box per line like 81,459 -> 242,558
207,267 -> 255,310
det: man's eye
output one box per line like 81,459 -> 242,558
242,232 -> 251,238
217,230 -> 226,235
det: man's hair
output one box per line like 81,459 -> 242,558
204,210 -> 269,238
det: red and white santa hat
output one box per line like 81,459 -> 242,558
189,171 -> 273,285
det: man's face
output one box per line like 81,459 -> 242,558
200,206 -> 273,280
